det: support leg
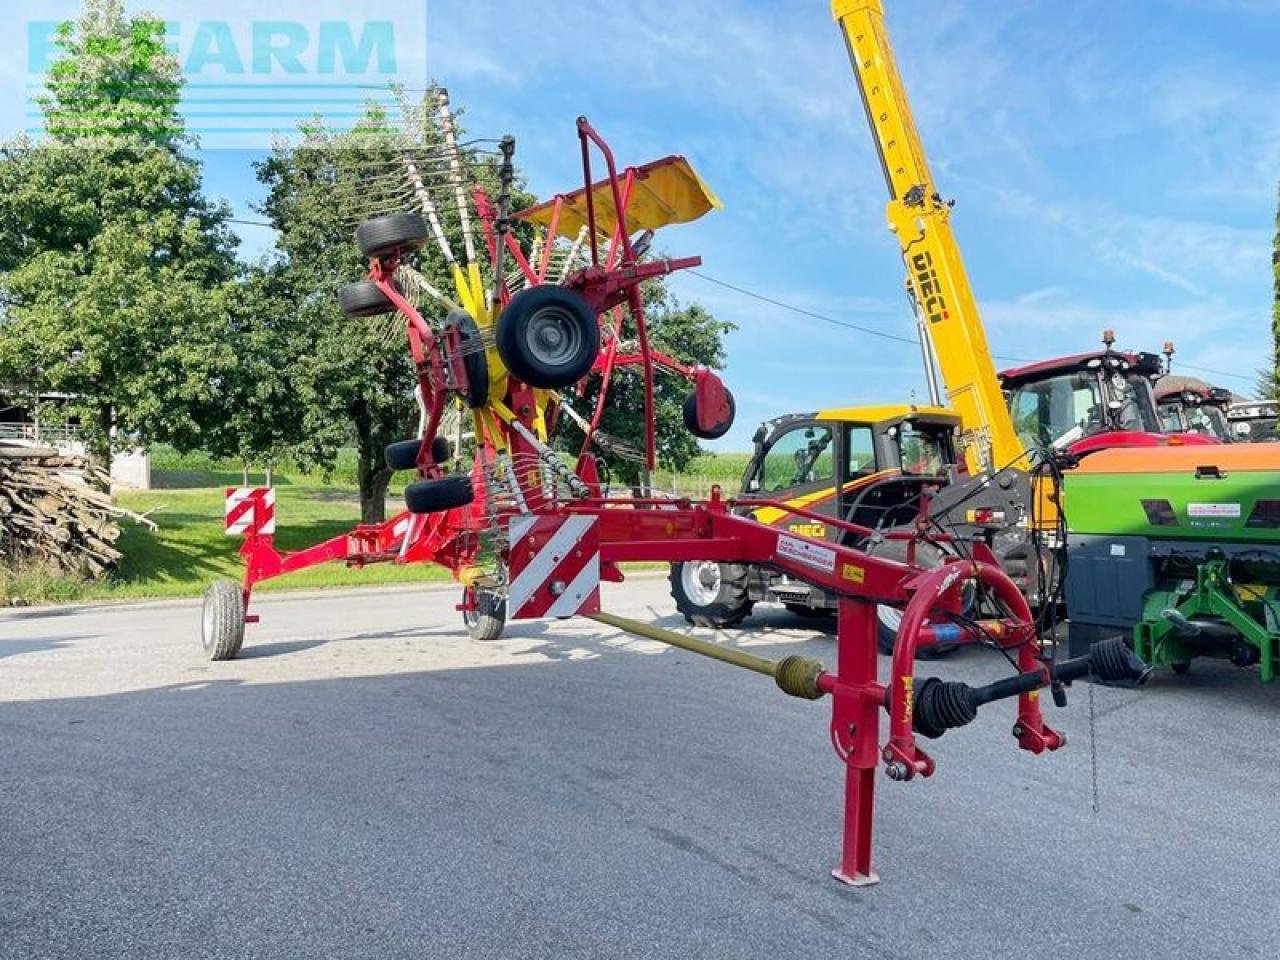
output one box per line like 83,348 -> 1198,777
830,596 -> 881,887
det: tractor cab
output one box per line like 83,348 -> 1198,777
1154,380 -> 1233,442
999,341 -> 1215,455
739,405 -> 962,540
1227,399 -> 1280,443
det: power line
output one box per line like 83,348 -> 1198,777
686,269 -> 1257,384
686,269 -> 1028,363
214,219 -> 1258,387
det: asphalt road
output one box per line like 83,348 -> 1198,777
2,577 -> 1276,959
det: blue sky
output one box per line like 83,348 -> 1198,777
8,0 -> 1280,450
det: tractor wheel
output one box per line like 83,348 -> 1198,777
463,585 -> 506,642
669,561 -> 753,628
496,285 -> 600,389
404,474 -> 474,514
338,281 -> 396,318
356,212 -> 430,259
682,388 -> 736,441
445,311 -> 490,408
201,579 -> 246,661
385,436 -> 451,472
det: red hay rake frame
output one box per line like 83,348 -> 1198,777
220,118 -> 1144,885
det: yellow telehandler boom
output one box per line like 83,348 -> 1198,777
831,0 -> 1025,473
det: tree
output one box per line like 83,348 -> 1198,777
568,282 -> 735,488
0,0 -> 238,469
1271,182 -> 1280,399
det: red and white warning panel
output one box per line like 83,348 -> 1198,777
507,515 -> 601,620
224,487 -> 276,537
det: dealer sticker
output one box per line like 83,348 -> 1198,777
1188,503 -> 1241,519
777,535 -> 836,574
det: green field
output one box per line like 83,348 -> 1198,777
2,448 -> 749,606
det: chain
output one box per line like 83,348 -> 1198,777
1087,670 -> 1100,815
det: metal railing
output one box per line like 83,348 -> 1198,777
0,423 -> 84,447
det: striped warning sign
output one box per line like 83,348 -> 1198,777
224,487 -> 276,536
507,515 -> 600,620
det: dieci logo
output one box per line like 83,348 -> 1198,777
910,251 -> 950,324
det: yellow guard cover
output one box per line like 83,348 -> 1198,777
514,155 -> 722,238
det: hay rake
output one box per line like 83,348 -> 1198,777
203,110 -> 1146,884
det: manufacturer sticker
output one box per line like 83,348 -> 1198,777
1188,503 -> 1241,518
777,535 -> 836,574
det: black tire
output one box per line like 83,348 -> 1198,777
356,212 -> 429,259
669,561 -> 753,628
463,586 -> 506,642
865,539 -> 970,658
404,474 -> 474,514
385,436 -> 451,472
338,280 -> 396,318
445,311 -> 490,408
388,436 -> 453,471
201,579 -> 245,661
1171,660 -> 1192,675
682,388 -> 736,441
496,285 -> 600,389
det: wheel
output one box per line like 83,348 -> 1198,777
496,285 -> 600,389
338,280 -> 396,318
463,585 -> 506,642
444,311 -> 490,408
669,561 -> 753,628
682,388 -> 736,441
863,537 -> 974,658
404,474 -> 474,514
201,579 -> 246,661
356,212 -> 429,259
1171,660 -> 1191,675
385,436 -> 451,471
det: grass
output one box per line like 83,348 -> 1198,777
1,447 -> 750,606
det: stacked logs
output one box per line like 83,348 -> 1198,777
0,444 -> 154,577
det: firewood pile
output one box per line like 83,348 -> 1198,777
0,444 -> 156,577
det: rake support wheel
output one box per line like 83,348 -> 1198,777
496,286 -> 600,389
356,213 -> 430,259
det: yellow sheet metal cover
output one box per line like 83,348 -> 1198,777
514,156 -> 722,237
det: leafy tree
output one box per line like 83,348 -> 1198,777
0,0 -> 238,469
568,282 -> 735,488
1271,182 -> 1280,399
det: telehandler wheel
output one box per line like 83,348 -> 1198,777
463,585 -> 506,642
385,436 -> 451,472
356,212 -> 430,259
405,474 -> 474,514
202,579 -> 246,661
682,388 -> 736,441
864,539 -> 973,658
338,281 -> 396,318
670,561 -> 753,627
496,285 -> 600,389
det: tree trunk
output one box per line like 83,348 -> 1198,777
353,401 -> 392,523
358,464 -> 392,523
93,404 -> 114,492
